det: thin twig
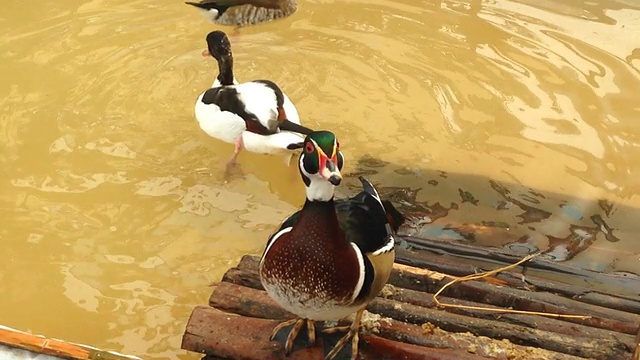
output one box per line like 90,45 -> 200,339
433,253 -> 591,320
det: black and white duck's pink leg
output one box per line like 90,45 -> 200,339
323,309 -> 364,360
226,135 -> 244,172
270,318 -> 316,354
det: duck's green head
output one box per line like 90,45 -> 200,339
204,30 -> 232,60
296,131 -> 344,201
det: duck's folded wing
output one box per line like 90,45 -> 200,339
195,92 -> 247,144
335,177 -> 403,254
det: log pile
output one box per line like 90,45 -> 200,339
182,236 -> 640,360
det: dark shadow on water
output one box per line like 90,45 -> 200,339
330,155 -> 640,279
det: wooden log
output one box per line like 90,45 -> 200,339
220,264 -> 635,355
398,236 -> 640,301
390,263 -> 640,335
384,284 -> 635,351
182,306 -> 494,360
368,297 -> 630,360
206,281 -> 591,360
209,281 -> 292,319
0,325 -> 139,360
575,291 -> 640,315
221,265 -> 263,290
231,255 -> 640,335
634,325 -> 640,360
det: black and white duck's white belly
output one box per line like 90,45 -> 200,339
195,80 -> 303,155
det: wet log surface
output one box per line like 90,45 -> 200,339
398,236 -> 640,302
182,243 -> 640,360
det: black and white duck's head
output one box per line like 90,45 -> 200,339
203,30 -> 232,61
296,130 -> 344,201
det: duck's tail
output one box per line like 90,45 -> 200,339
185,2 -> 221,23
382,200 -> 406,233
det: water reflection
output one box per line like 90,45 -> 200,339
0,0 -> 639,359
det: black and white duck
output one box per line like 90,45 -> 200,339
193,30 -> 312,171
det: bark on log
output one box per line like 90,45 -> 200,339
231,255 -> 640,335
182,306 -> 496,360
220,265 -> 635,354
385,284 -> 635,351
397,236 -> 640,301
633,325 -> 640,360
207,281 -> 596,360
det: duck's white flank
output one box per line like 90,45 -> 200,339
195,81 -> 304,155
194,92 -> 246,144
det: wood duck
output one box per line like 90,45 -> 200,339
193,30 -> 313,172
185,0 -> 297,27
259,130 -> 405,360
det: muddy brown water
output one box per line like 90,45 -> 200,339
1,0 -> 639,358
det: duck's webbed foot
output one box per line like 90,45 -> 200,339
322,309 -> 364,360
270,318 -> 316,355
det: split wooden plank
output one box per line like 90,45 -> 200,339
0,325 -> 140,360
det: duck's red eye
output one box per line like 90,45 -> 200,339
305,142 -> 314,153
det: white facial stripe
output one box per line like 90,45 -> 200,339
309,138 -> 320,152
310,137 -> 338,159
308,138 -> 326,166
299,153 -> 312,177
299,153 -> 336,201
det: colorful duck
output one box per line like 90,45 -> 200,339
259,130 -> 405,359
